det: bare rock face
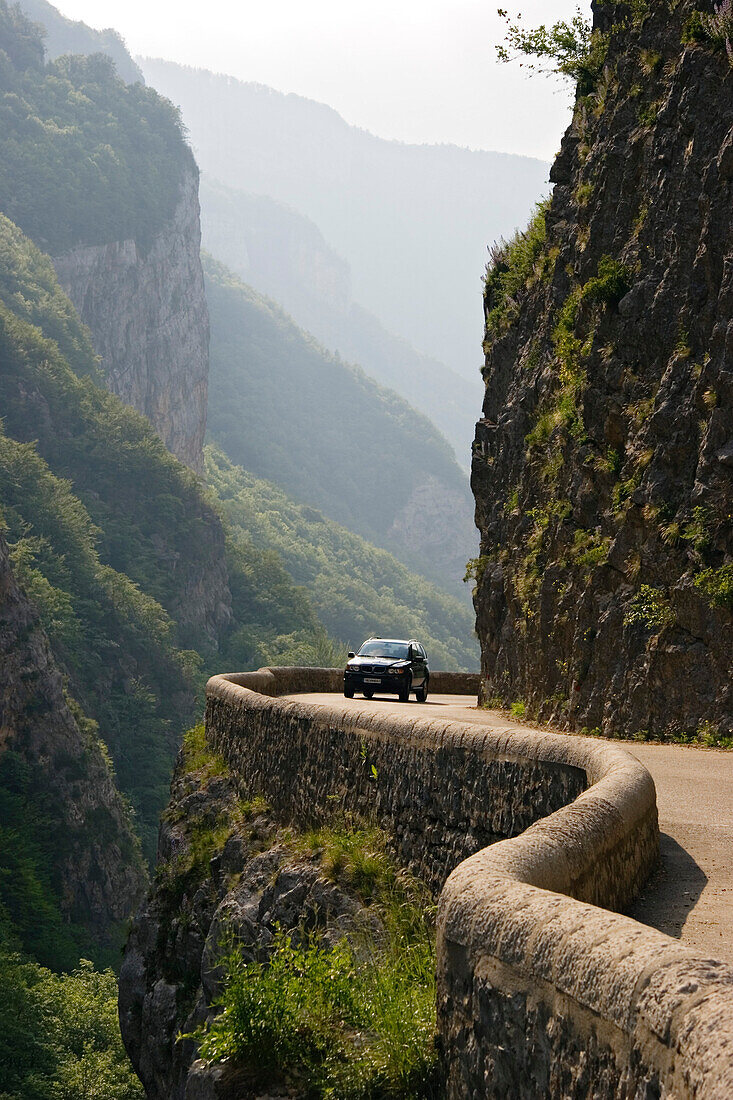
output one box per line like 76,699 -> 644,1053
0,528 -> 146,940
472,0 -> 733,738
388,475 -> 478,595
53,169 -> 209,473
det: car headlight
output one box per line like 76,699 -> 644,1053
346,663 -> 358,671
388,666 -> 407,675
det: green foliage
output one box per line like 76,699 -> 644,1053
484,199 -> 550,337
683,6 -> 733,60
0,423 -> 195,863
580,255 -> 633,307
0,945 -> 143,1100
194,830 -> 439,1099
293,824 -> 401,906
0,217 -> 336,860
682,10 -> 710,42
16,0 -> 143,84
612,467 -> 642,513
572,529 -> 611,570
624,585 -> 675,631
681,506 -> 712,554
196,927 -> 439,1098
526,256 -> 632,456
510,701 -> 526,718
0,214 -> 98,374
496,7 -> 609,94
0,748 -> 113,971
574,181 -> 593,207
694,563 -> 733,610
181,724 -> 230,780
463,555 -> 490,585
0,1 -> 193,253
598,447 -> 622,476
205,446 -> 479,671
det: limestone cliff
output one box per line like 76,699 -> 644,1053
53,169 -> 209,473
472,0 -> 733,738
0,526 -> 146,946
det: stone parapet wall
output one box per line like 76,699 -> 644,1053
219,666 -> 480,697
205,669 -> 733,1098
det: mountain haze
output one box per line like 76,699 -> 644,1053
139,57 -> 550,379
204,254 -> 477,597
17,0 -> 143,83
200,175 -> 481,461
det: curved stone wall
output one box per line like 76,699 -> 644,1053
205,669 -> 733,1098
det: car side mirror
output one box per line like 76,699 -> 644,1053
347,651 -> 355,659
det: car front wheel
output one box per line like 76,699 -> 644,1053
415,678 -> 429,703
344,685 -> 354,698
398,677 -> 411,703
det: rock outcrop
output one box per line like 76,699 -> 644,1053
389,475 -> 478,595
120,734 -> 388,1100
53,169 -> 209,472
472,0 -> 733,738
0,527 -> 146,941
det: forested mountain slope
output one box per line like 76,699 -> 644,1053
207,447 -> 479,670
0,214 -> 324,859
201,175 -> 481,462
0,0 -> 208,469
472,0 -> 733,740
140,57 -> 549,379
0,4 -> 186,255
205,255 -> 477,596
0,525 -> 146,969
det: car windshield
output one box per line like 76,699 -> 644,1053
358,641 -> 409,660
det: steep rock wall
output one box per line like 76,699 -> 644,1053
472,0 -> 733,737
0,527 -> 146,942
53,170 -> 209,472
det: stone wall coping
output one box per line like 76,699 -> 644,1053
205,668 -> 733,1097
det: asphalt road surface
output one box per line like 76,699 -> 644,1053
286,691 -> 733,964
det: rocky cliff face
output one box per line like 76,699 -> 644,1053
389,475 -> 478,593
472,0 -> 733,739
120,733 -> 392,1100
0,527 -> 146,942
53,170 -> 209,472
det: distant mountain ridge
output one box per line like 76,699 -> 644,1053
200,176 -> 481,462
139,57 -> 550,379
17,0 -> 143,82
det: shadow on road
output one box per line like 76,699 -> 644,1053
626,833 -> 708,940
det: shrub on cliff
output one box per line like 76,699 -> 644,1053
496,7 -> 610,94
193,827 -> 440,1098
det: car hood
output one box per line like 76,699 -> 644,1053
346,656 -> 409,669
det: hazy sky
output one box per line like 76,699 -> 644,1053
52,0 -> 586,160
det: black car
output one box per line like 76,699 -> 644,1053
343,638 -> 429,702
